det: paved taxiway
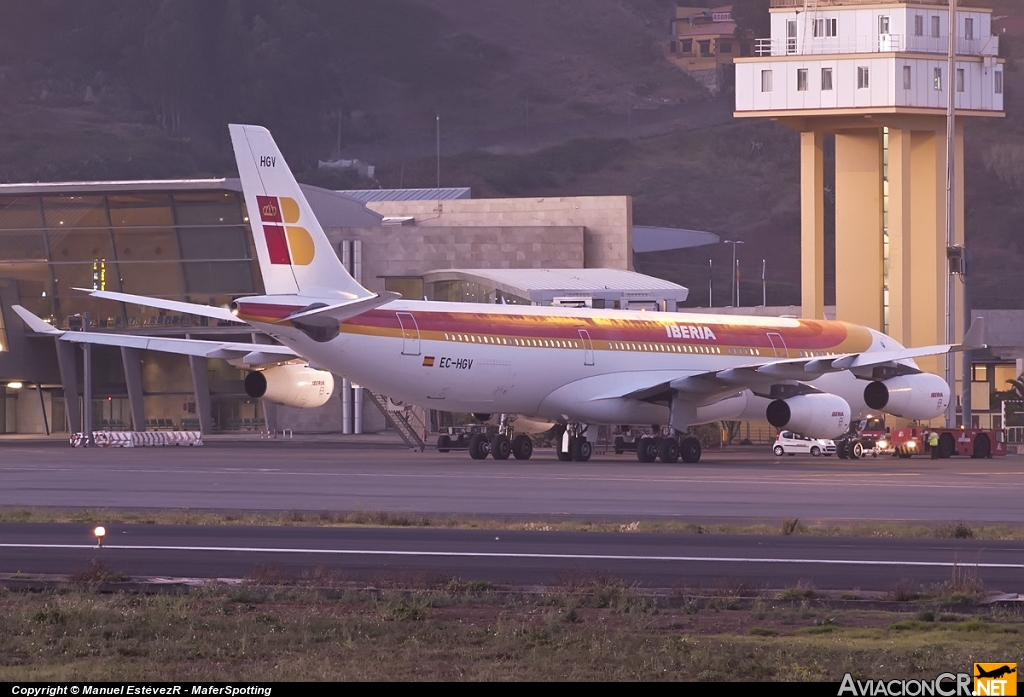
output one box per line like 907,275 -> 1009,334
1,441 -> 1022,523
3,523 -> 1023,591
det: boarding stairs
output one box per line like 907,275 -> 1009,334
366,391 -> 426,451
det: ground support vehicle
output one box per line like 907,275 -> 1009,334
435,424 -> 490,454
772,430 -> 836,457
834,416 -> 889,459
889,426 -> 1006,459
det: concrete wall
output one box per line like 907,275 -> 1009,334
273,387 -> 386,434
326,225 -> 586,294
363,196 -> 632,271
14,388 -> 51,434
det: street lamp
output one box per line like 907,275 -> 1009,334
723,240 -> 744,307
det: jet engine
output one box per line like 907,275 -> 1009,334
863,373 -> 950,420
244,365 -> 334,409
765,393 -> 851,439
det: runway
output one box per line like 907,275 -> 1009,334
2,441 -> 1022,523
3,523 -> 1022,592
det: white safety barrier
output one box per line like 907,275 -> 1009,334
70,431 -> 203,447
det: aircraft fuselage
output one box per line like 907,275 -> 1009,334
238,298 -> 891,427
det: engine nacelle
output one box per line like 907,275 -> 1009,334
863,373 -> 950,420
766,393 -> 851,439
244,365 -> 334,409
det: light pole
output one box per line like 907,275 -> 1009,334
723,240 -> 744,307
761,258 -> 767,307
708,259 -> 713,306
944,0 -> 958,428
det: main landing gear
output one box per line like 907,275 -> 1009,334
554,423 -> 594,462
635,434 -> 702,464
438,414 -> 534,461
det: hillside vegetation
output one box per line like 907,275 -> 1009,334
0,1 -> 1021,308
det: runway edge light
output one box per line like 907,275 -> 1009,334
94,526 -> 106,547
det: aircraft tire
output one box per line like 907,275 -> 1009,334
572,438 -> 592,462
938,433 -> 955,459
680,437 -> 702,463
556,437 -> 573,462
614,436 -> 625,454
972,434 -> 991,459
658,438 -> 679,463
437,435 -> 452,453
511,435 -> 533,460
636,437 -> 657,463
490,434 -> 511,461
468,433 -> 489,460
837,441 -> 849,459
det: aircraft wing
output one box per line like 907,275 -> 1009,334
12,305 -> 299,367
618,319 -> 986,404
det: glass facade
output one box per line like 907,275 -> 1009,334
0,187 -> 267,433
0,190 -> 262,328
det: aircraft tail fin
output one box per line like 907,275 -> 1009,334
229,124 -> 372,301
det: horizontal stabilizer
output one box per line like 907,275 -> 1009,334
76,288 -> 243,324
282,292 -> 400,324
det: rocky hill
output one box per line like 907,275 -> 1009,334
0,1 -> 1021,308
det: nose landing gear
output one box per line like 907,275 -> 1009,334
554,423 -> 593,462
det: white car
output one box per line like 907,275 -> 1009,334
773,431 -> 836,457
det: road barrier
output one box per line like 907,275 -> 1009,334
70,431 -> 203,447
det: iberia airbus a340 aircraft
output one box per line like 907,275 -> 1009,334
13,125 -> 983,464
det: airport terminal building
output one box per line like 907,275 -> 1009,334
0,180 -> 698,435
2,178 -> 1019,439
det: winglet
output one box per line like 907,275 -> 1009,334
12,305 -> 62,335
956,317 -> 986,351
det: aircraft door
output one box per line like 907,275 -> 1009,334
578,329 -> 595,366
396,312 -> 421,356
766,332 -> 789,358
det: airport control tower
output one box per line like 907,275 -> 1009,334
734,0 -> 1003,375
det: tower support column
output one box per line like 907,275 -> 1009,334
909,128 -> 946,377
887,127 -> 913,346
835,128 -> 884,331
800,131 -> 825,320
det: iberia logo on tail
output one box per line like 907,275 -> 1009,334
255,195 -> 315,266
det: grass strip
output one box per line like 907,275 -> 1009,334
1,506 -> 1022,540
1,579 -> 1021,681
